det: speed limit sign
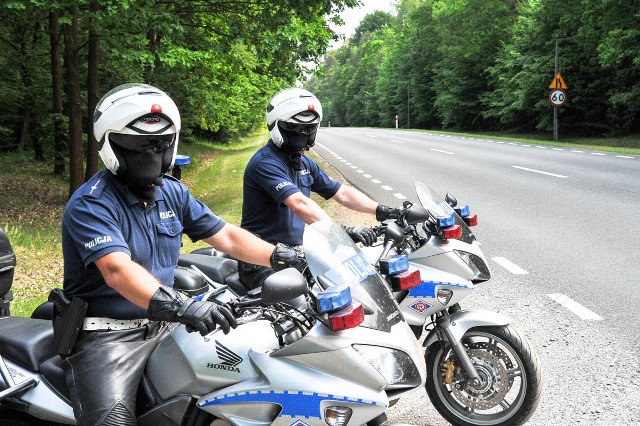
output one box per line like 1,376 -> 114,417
549,89 -> 567,107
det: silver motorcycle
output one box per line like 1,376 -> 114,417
359,180 -> 542,426
0,221 -> 425,425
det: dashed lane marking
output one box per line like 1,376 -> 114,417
492,257 -> 528,275
393,193 -> 407,200
381,185 -> 393,191
512,166 -> 568,179
431,148 -> 454,155
547,293 -> 603,321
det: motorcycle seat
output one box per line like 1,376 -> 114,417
225,271 -> 250,296
177,253 -> 238,284
0,316 -> 55,371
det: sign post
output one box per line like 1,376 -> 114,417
395,115 -> 399,129
548,72 -> 568,142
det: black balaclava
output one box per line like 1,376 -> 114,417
282,132 -> 311,170
110,136 -> 175,202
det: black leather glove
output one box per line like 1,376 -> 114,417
270,243 -> 307,272
147,285 -> 238,336
342,224 -> 377,247
376,204 -> 401,222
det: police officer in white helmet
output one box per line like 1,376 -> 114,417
60,83 -> 303,426
239,88 -> 400,289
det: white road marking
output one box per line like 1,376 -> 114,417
492,257 -> 528,275
356,169 -> 364,173
522,144 -> 531,147
497,141 -> 506,144
367,134 -> 377,138
371,179 -> 381,184
350,165 -> 357,169
591,152 -> 607,156
571,150 -> 584,153
393,193 -> 407,200
512,166 -> 568,178
536,146 -> 547,149
381,185 -> 393,191
615,155 -> 634,159
431,148 -> 454,155
390,139 -> 405,144
552,148 -> 565,151
363,174 -> 371,178
547,293 -> 603,321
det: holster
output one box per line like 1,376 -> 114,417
49,288 -> 88,357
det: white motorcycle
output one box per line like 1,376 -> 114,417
359,181 -> 542,426
157,181 -> 543,426
0,221 -> 425,425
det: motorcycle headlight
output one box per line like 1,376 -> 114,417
352,345 -> 421,389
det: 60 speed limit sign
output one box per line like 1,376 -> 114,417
549,89 -> 567,107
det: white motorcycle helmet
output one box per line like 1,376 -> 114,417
266,88 -> 322,151
94,83 -> 181,181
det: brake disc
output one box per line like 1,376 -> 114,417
449,347 -> 512,410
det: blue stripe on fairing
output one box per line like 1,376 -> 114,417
408,280 -> 473,298
198,389 -> 385,419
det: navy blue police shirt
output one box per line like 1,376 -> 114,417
62,169 -> 226,319
241,140 -> 341,246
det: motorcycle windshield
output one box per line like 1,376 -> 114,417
415,180 -> 476,243
303,220 -> 403,333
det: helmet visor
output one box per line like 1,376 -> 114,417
278,121 -> 318,136
109,133 -> 175,153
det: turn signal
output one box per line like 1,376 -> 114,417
390,269 -> 421,291
329,302 -> 364,331
325,406 -> 352,426
442,225 -> 462,239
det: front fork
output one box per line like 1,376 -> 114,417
424,304 -> 512,386
434,308 -> 482,386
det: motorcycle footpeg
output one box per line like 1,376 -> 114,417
0,377 -> 37,402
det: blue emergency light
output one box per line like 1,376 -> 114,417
437,213 -> 456,227
379,255 -> 409,275
316,285 -> 352,314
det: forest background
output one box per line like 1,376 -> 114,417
1,0 -> 639,313
2,0 -> 639,197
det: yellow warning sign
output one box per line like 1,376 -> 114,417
548,73 -> 568,89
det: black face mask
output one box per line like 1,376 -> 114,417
116,149 -> 165,202
283,133 -> 310,154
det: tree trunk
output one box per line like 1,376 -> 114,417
85,0 -> 100,180
63,5 -> 84,197
50,11 -> 65,175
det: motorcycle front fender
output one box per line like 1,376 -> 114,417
423,309 -> 511,348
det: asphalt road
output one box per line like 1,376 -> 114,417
313,127 -> 640,426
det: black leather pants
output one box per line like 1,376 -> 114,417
63,322 -> 169,426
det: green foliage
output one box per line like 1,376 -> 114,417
308,0 -> 640,138
0,0 -> 361,161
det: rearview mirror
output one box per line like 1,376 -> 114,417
261,268 -> 308,305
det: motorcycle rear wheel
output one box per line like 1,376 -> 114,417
425,325 -> 542,426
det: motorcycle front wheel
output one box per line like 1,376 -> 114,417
425,325 -> 542,426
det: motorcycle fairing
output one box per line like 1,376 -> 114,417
398,263 -> 474,325
197,348 -> 389,426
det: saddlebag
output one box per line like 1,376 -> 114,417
0,227 -> 16,317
